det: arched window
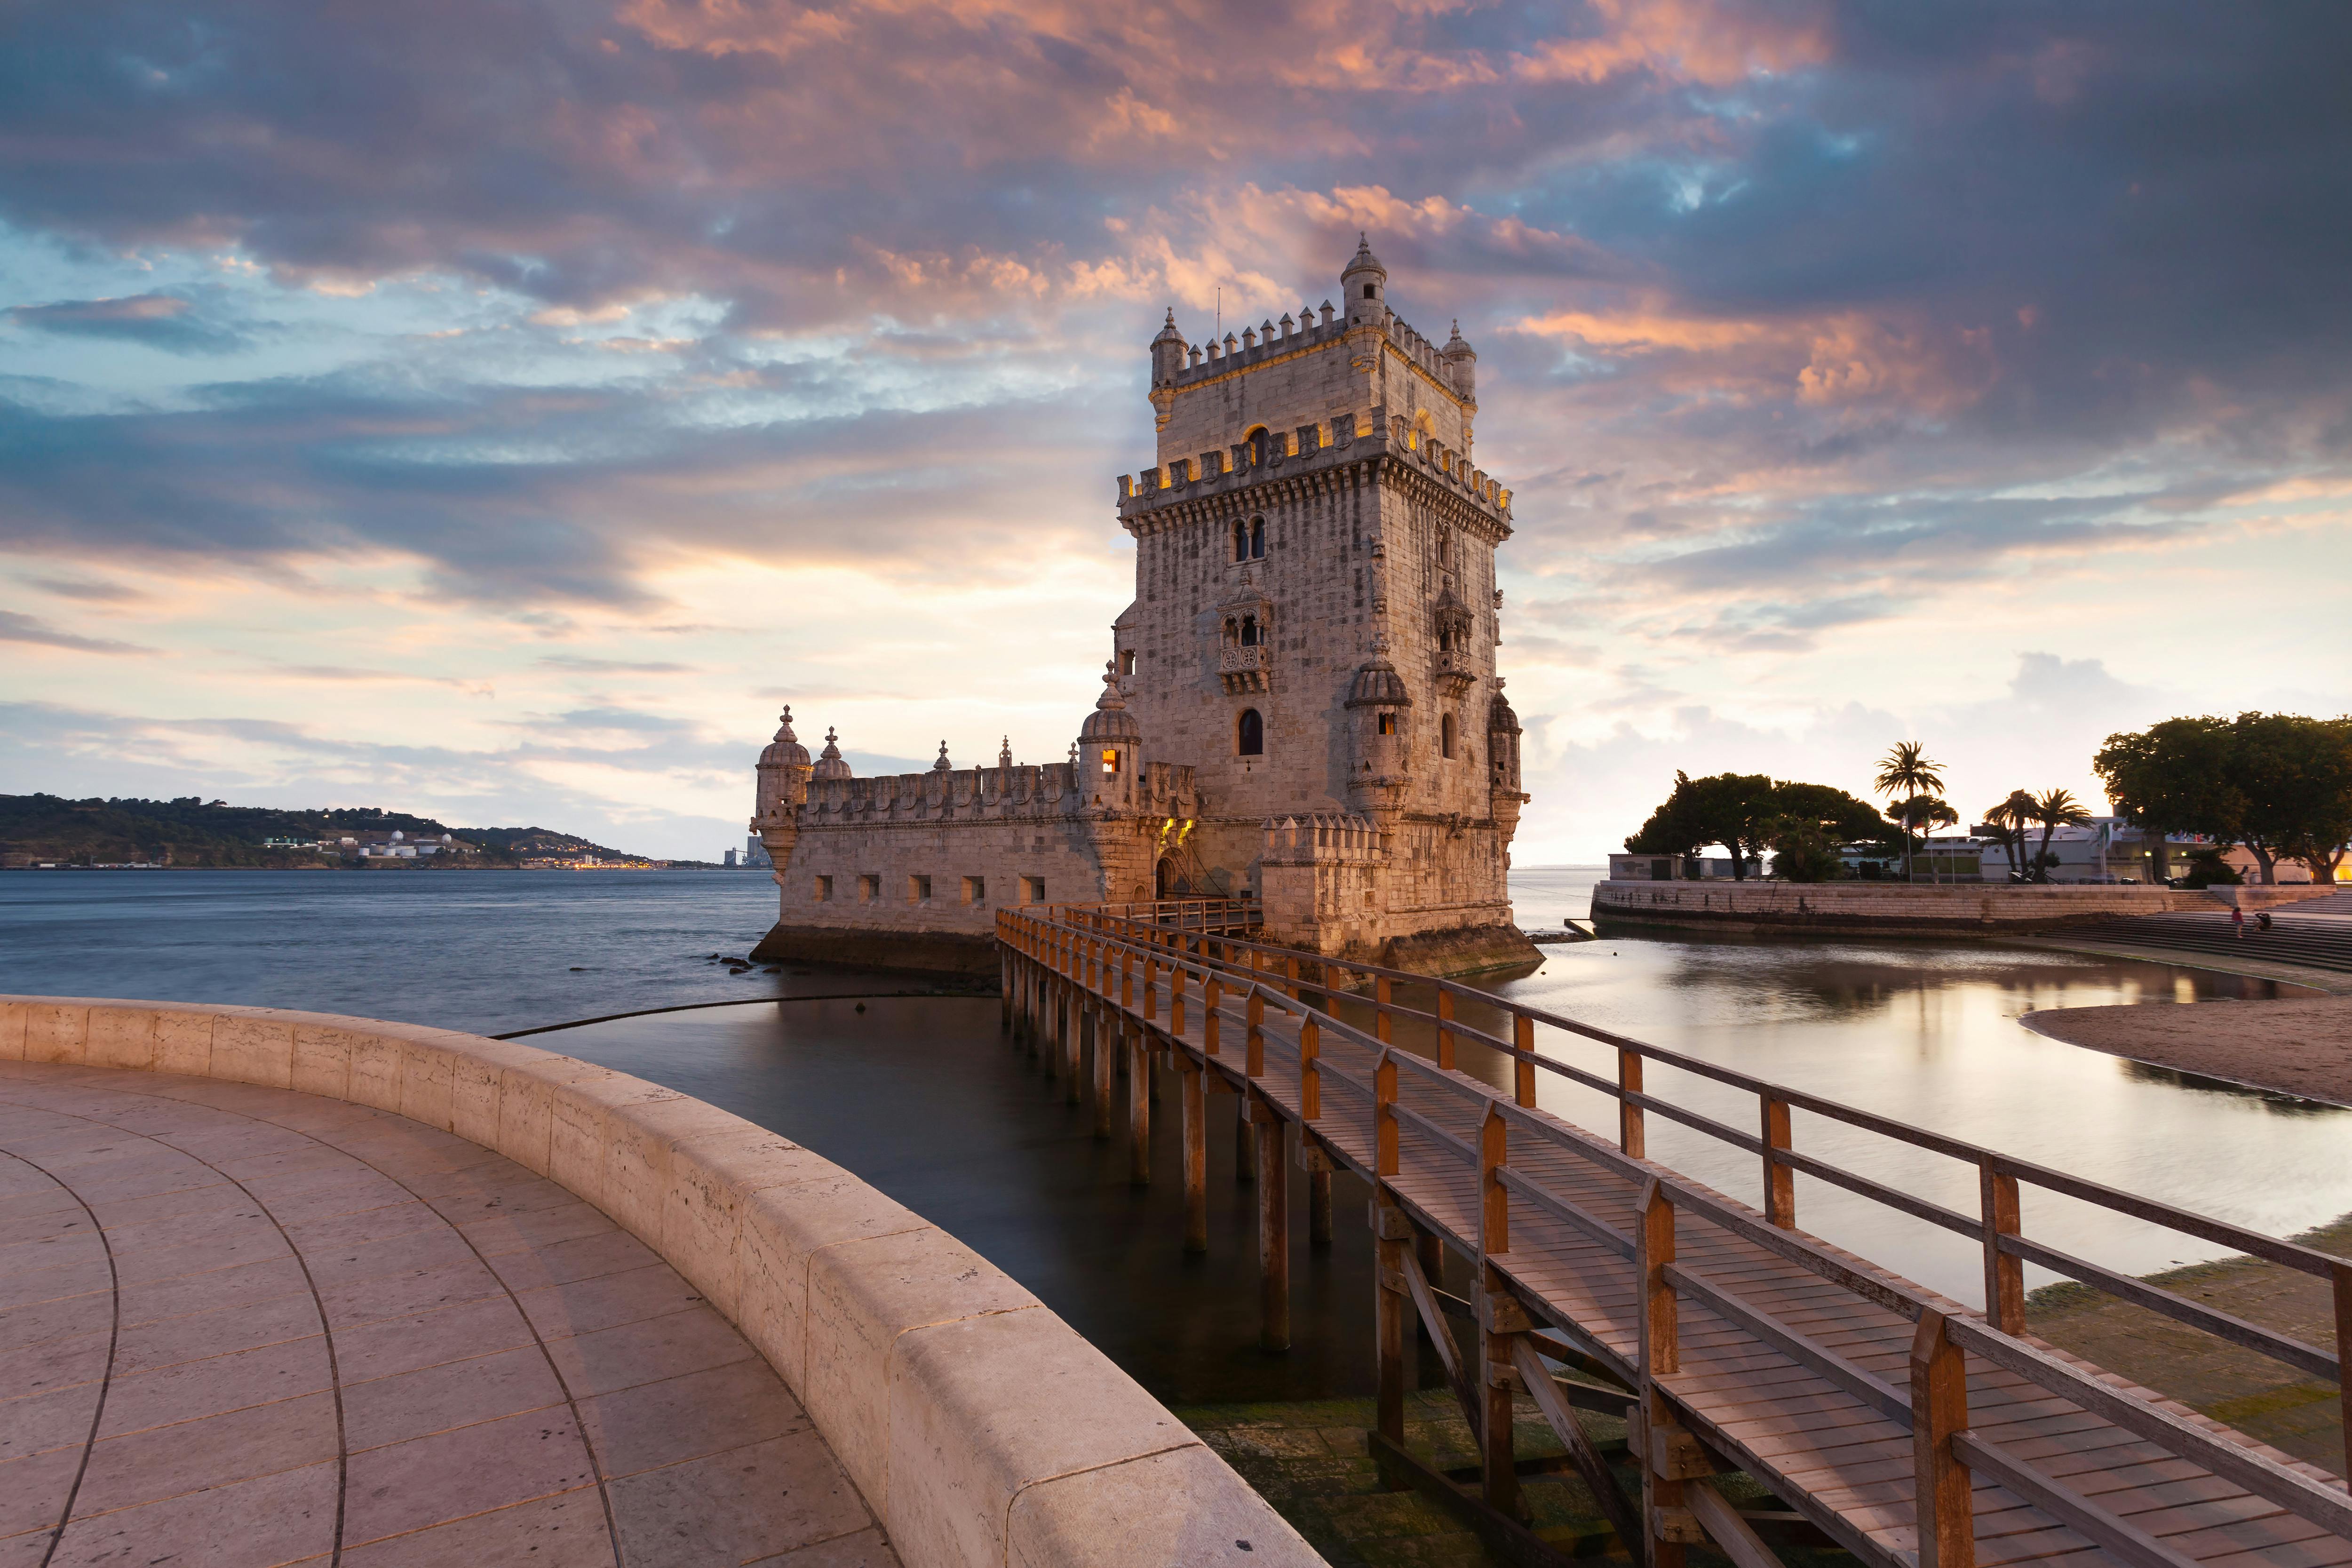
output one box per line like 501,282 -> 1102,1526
1440,714 -> 1456,759
1237,708 -> 1264,756
1232,520 -> 1249,561
1245,428 -> 1267,468
1240,615 -> 1258,648
1249,517 -> 1265,558
1223,616 -> 1239,641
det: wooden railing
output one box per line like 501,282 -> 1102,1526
995,902 -> 2352,1568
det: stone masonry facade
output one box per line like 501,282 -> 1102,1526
751,239 -> 1536,977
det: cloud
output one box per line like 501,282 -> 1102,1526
0,609 -> 148,654
3,294 -> 244,353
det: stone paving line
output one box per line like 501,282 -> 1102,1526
0,1060 -> 900,1568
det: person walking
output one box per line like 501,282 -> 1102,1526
2232,905 -> 2246,940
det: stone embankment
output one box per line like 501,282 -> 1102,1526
1589,881 -> 2340,938
0,996 -> 1312,1568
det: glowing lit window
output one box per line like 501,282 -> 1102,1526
1100,748 -> 1120,775
1377,712 -> 1396,736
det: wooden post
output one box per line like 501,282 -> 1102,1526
1144,956 -> 1158,1023
1436,987 -> 1456,1070
1204,979 -> 1222,1056
1762,1096 -> 1795,1229
2334,1263 -> 2352,1468
1619,1048 -> 1646,1159
1171,964 -> 1186,1038
1910,1310 -> 1975,1568
1284,952 -> 1299,1001
1180,1059 -> 1207,1252
1255,1097 -> 1290,1351
1245,989 -> 1265,1078
1129,1028 -> 1152,1185
1299,1017 -> 1320,1122
1637,1178 -> 1682,1568
1000,947 -> 1012,1030
1979,1165 -> 2025,1333
1513,1013 -> 1536,1107
1093,1004 -> 1115,1139
1236,1090 -> 1256,1184
1375,975 -> 1392,1043
1375,1052 -> 1399,1178
1373,1190 -> 1411,1456
1477,1106 -> 1520,1516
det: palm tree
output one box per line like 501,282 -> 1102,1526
1983,790 -> 2036,881
2030,788 -> 2093,883
1874,741 -> 1947,881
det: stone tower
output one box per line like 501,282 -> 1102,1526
1112,238 -> 1534,972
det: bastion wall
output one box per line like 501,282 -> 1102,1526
1590,881 -> 2221,935
0,995 -> 1316,1568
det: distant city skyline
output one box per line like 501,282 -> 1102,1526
3,2 -> 2348,862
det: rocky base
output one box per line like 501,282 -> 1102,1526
1374,922 -> 1544,978
747,923 -> 999,979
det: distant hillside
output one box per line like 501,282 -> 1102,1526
0,795 -> 685,869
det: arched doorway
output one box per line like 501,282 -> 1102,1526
1155,855 -> 1188,898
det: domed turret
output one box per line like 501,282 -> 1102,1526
1342,233 -> 1389,325
1488,679 -> 1526,830
1150,307 -> 1187,384
930,741 -> 953,772
1344,651 -> 1412,835
811,726 -> 851,781
1078,660 -> 1141,802
751,706 -> 814,869
1441,318 -> 1477,402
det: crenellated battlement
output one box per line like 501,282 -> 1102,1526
796,759 -> 1196,825
1154,306 -> 1469,404
1116,411 -> 1511,530
1259,813 -> 1383,867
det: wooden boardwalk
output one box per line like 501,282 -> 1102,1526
998,901 -> 2352,1568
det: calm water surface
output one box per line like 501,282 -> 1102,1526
7,864 -> 2344,1405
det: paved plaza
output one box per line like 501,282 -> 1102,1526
0,1060 -> 896,1568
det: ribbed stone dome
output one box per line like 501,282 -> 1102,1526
759,708 -> 810,769
1488,684 -> 1521,732
1080,661 -> 1142,743
810,727 -> 851,780
1345,658 -> 1413,708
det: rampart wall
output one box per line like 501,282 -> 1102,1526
0,995 -> 1315,1568
1591,881 -> 2217,935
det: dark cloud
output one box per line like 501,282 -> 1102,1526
3,293 -> 243,353
0,609 -> 148,653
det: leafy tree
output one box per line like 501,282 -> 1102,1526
1624,771 -> 1776,878
1981,790 -> 2037,881
2028,788 -> 2093,881
2097,713 -> 2352,885
1886,797 -> 1960,878
1873,742 -> 1946,881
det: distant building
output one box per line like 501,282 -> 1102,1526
742,836 -> 772,869
723,849 -> 739,868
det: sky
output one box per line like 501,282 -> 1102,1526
3,0 -> 2349,863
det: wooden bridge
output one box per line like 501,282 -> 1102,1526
996,899 -> 2352,1568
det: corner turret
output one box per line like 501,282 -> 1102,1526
811,727 -> 851,781
1344,648 -> 1414,836
751,706 -> 813,870
1442,319 -> 1477,404
1342,233 -> 1390,328
1078,660 -> 1142,807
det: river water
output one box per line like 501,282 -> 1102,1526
5,865 -> 2344,1404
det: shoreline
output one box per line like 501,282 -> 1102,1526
2020,995 -> 2352,1108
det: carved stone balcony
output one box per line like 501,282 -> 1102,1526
1220,643 -> 1270,694
1433,647 -> 1478,699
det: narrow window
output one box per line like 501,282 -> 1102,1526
1238,708 -> 1264,756
1240,614 -> 1258,648
1233,520 -> 1249,560
910,874 -> 932,902
1441,714 -> 1456,759
1100,747 -> 1120,776
1022,876 -> 1045,905
1362,283 -> 1375,300
1249,517 -> 1265,558
859,874 -> 879,902
1119,649 -> 1136,677
815,875 -> 833,902
961,876 -> 985,905
1246,429 -> 1267,468
1377,712 -> 1396,736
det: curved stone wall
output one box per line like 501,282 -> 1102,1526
0,996 -> 1317,1568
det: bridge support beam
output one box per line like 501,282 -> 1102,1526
1180,1059 -> 1207,1251
1236,1094 -> 1257,1184
1062,984 -> 1081,1102
1373,1193 -> 1412,1456
1254,1095 -> 1289,1351
1093,1004 -> 1115,1139
1299,1138 -> 1335,1247
1479,1272 -> 1525,1520
1128,1030 -> 1152,1184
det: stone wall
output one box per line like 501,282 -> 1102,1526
0,995 -> 1317,1568
1591,881 -> 2217,935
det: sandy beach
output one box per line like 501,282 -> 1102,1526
2021,995 -> 2352,1107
